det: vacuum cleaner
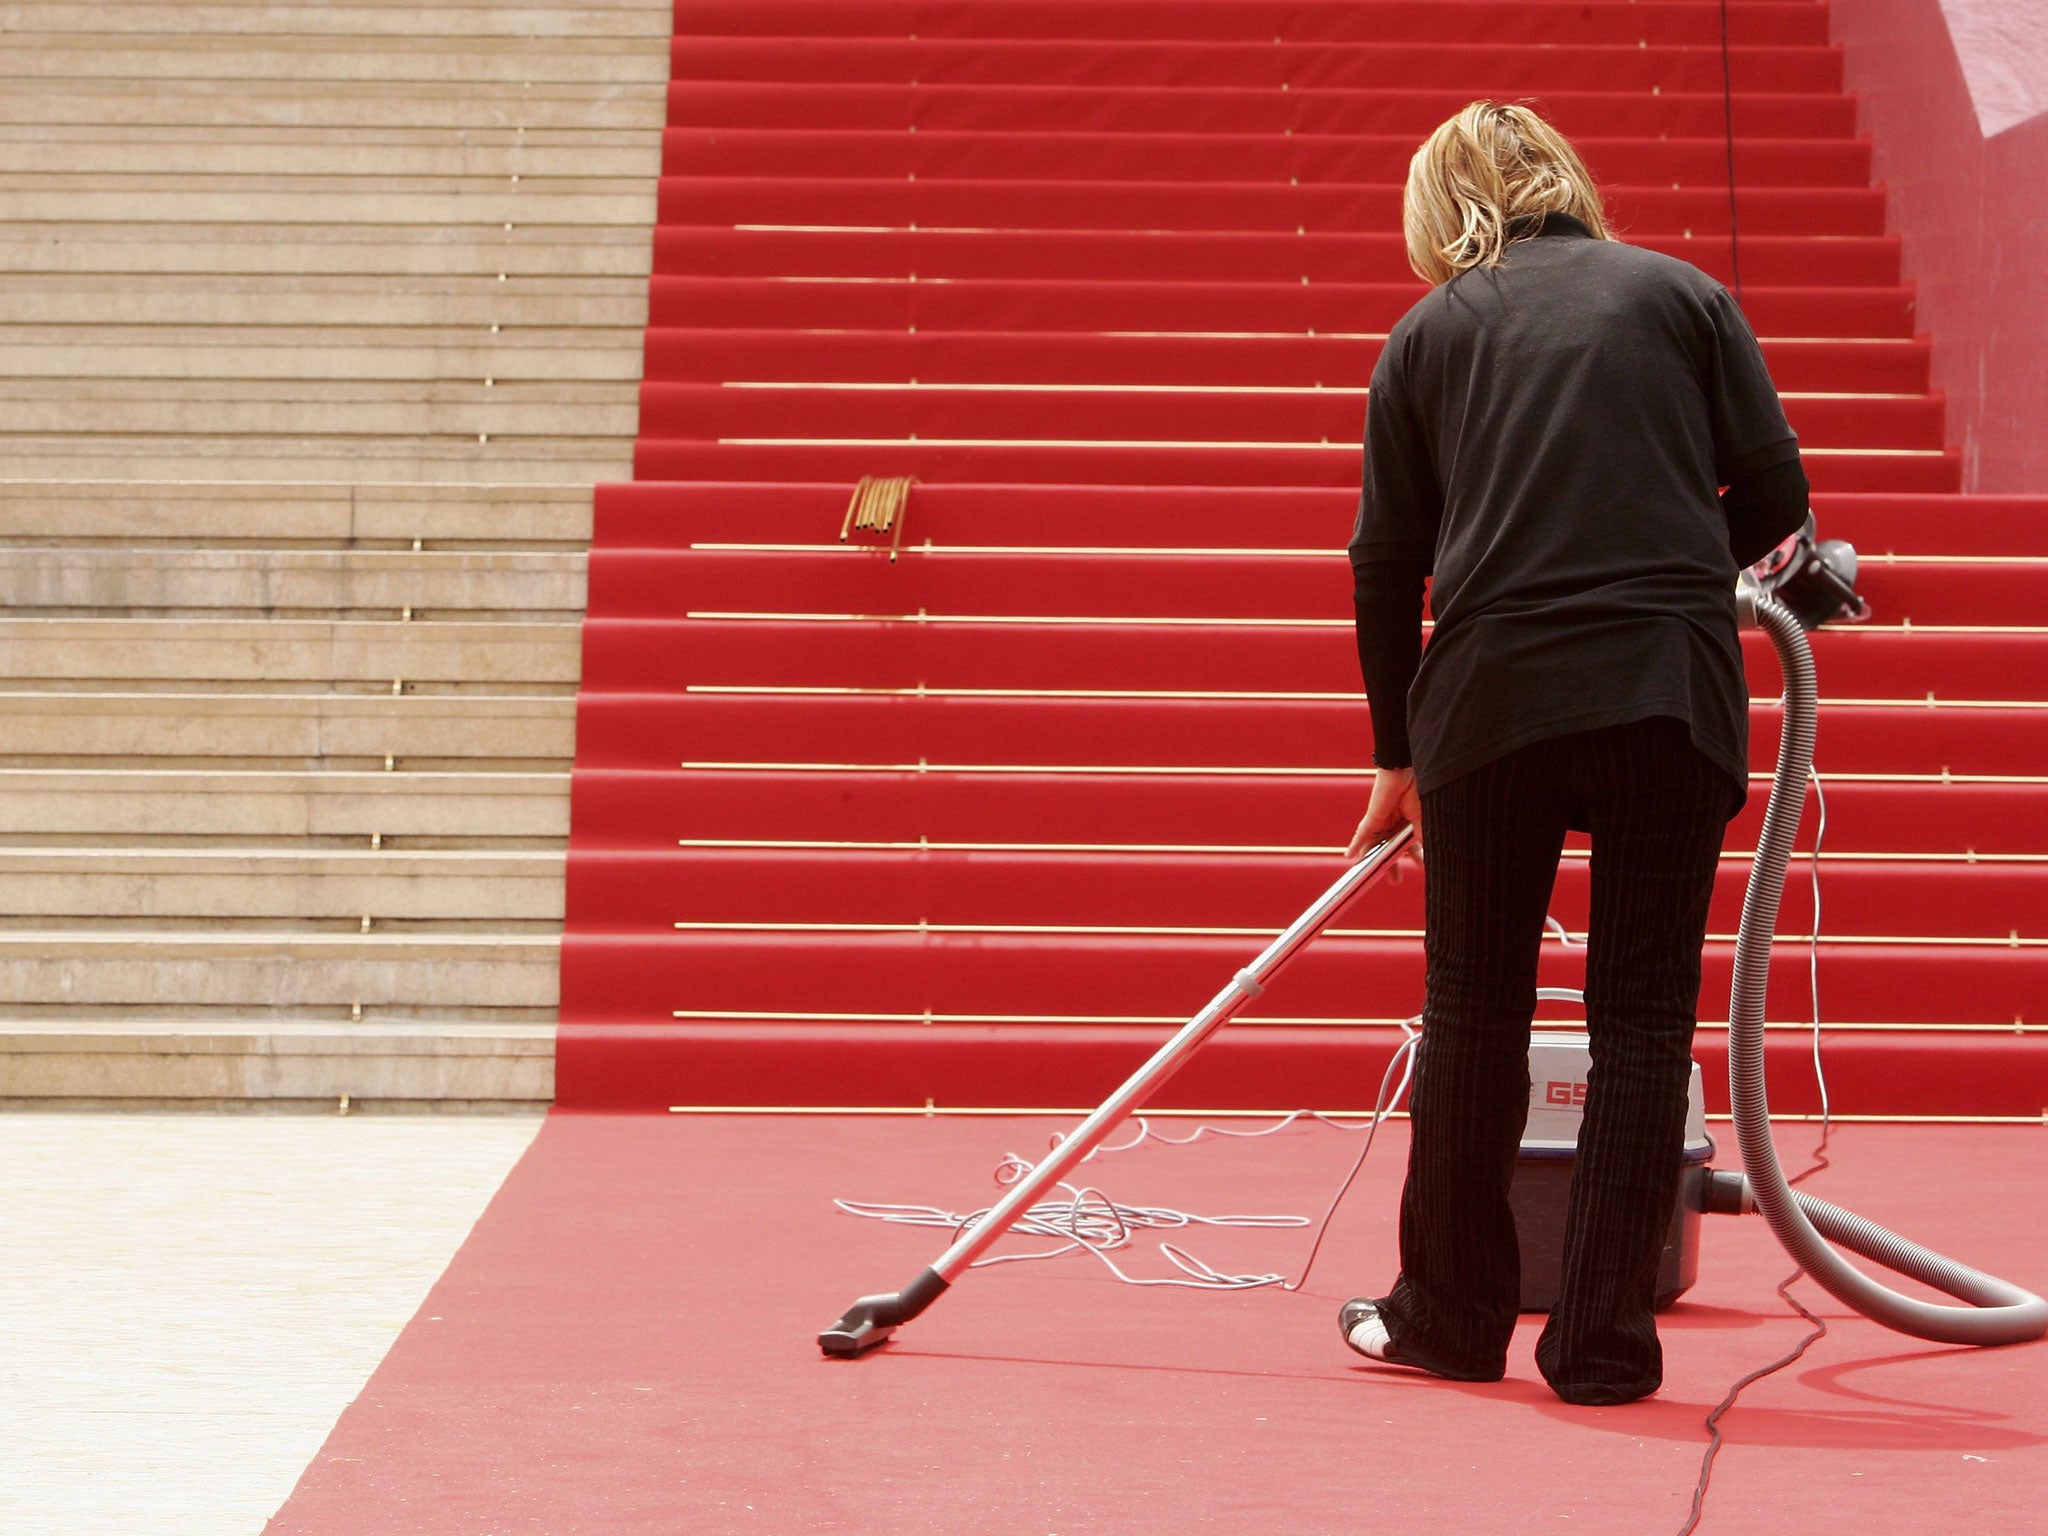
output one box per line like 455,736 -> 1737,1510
818,577 -> 2048,1358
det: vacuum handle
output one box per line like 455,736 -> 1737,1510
920,825 -> 1418,1285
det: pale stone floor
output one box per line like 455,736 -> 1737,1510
0,1111 -> 545,1536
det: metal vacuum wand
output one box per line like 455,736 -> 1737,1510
817,823 -> 1418,1357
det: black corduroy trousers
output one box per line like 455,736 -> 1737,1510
1376,714 -> 1736,1404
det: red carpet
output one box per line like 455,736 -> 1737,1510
559,1 -> 2048,1112
263,1113 -> 2048,1534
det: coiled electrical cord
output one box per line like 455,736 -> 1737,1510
835,1020 -> 1422,1291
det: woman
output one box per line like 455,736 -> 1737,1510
1339,102 -> 1809,1405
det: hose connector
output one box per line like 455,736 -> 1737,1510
1695,1168 -> 1754,1216
1734,571 -> 1765,632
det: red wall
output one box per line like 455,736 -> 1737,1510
1830,0 -> 2048,491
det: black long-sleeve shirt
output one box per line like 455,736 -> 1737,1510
1349,214 -> 1808,809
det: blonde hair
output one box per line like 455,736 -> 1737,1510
1402,102 -> 1612,286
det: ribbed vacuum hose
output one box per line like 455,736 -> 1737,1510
1731,590 -> 2048,1343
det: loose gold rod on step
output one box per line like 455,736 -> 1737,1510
840,475 -> 917,560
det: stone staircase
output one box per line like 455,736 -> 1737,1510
0,2 -> 674,1105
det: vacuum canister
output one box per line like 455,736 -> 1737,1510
1512,1030 -> 1713,1312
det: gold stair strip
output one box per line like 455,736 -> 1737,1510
676,759 -> 2048,785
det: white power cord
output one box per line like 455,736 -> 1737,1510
836,1017 -> 1423,1291
833,1186 -> 1307,1288
1804,763 -> 1833,1153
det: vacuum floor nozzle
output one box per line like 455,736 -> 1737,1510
819,1268 -> 950,1357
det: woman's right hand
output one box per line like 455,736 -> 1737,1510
1346,766 -> 1423,861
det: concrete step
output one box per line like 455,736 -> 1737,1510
0,768 -> 569,841
0,3 -> 663,1103
0,691 -> 575,767
0,440 -> 631,483
0,381 -> 640,438
2,3 -> 675,41
0,481 -> 594,547
0,548 -> 586,614
0,329 -> 645,384
0,1 -> 663,1101
0,130 -> 662,178
0,185 -> 651,226
0,79 -> 668,131
0,847 -> 566,922
0,1018 -> 556,1107
0,35 -> 675,86
0,618 -> 581,685
0,929 -> 559,1011
0,223 -> 656,279
0,272 -> 648,326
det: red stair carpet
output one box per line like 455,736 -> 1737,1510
560,0 -> 2048,1117
260,1114 -> 2045,1535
